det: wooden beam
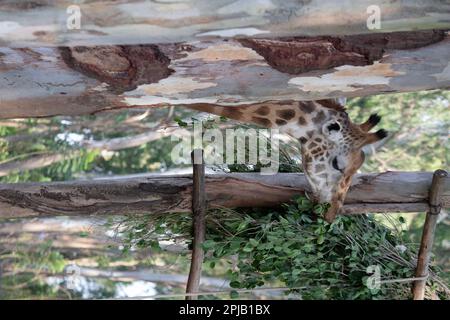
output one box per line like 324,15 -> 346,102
0,0 -> 448,47
413,169 -> 448,300
0,172 -> 448,219
0,31 -> 449,119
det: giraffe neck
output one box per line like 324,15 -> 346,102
187,100 -> 346,139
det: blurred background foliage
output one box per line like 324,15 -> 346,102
0,90 -> 448,299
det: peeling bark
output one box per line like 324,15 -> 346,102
59,45 -> 173,93
1,31 -> 449,119
0,172 -> 448,219
239,30 -> 446,74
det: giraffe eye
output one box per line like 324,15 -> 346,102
327,122 -> 341,132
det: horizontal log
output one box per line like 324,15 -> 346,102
0,172 -> 448,219
1,31 -> 449,119
0,0 -> 448,47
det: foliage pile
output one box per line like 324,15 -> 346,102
120,196 -> 449,300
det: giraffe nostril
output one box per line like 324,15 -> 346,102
332,157 -> 343,173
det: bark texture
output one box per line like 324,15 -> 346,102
1,30 -> 449,119
0,0 -> 449,47
0,172 -> 448,218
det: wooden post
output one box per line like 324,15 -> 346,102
185,149 -> 206,300
413,169 -> 448,300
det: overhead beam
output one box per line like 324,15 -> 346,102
0,30 -> 449,119
0,171 -> 448,219
0,0 -> 449,47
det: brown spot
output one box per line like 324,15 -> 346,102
252,116 -> 272,127
299,137 -> 307,144
238,30 -> 445,74
256,106 -> 270,116
298,116 -> 307,125
223,108 -> 244,119
315,138 -> 322,143
59,45 -> 173,93
275,119 -> 287,126
308,141 -> 318,149
299,102 -> 316,114
312,111 -> 326,124
276,109 -> 296,120
33,31 -> 47,37
306,130 -> 314,138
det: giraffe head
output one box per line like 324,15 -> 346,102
298,107 -> 387,222
186,100 -> 387,223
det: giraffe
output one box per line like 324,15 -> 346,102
187,99 -> 387,222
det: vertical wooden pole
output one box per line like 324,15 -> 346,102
186,149 -> 206,300
413,169 -> 447,300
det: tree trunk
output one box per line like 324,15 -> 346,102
81,126 -> 186,151
0,153 -> 72,177
0,1 -> 448,47
0,32 -> 449,118
0,172 -> 448,218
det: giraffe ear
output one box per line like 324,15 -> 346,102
360,113 -> 381,132
364,129 -> 388,145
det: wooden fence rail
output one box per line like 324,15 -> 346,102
0,171 -> 448,219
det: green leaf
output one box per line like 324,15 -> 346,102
249,238 -> 259,247
317,235 -> 325,245
236,221 -> 249,232
174,116 -> 188,127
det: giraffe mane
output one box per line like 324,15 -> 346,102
316,99 -> 346,112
